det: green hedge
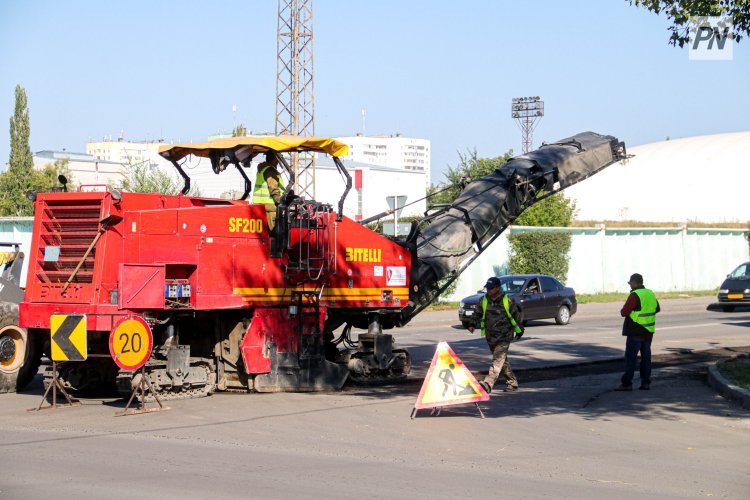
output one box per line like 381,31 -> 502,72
508,232 -> 572,283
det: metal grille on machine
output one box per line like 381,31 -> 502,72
35,199 -> 103,284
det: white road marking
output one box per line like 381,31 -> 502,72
658,321 -> 744,331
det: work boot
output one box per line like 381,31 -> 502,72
504,385 -> 518,392
479,381 -> 491,394
614,384 -> 633,391
639,384 -> 651,390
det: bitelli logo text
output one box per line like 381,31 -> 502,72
345,247 -> 382,263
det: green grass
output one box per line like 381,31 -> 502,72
577,289 -> 717,304
717,359 -> 750,391
428,289 -> 718,309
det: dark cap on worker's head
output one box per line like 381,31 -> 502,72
629,273 -> 644,285
485,277 -> 501,289
264,152 -> 278,164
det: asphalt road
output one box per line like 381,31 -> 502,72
0,297 -> 748,499
386,296 -> 750,378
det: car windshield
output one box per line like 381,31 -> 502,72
729,263 -> 750,280
500,277 -> 527,294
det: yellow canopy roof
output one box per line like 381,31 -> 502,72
159,136 -> 349,161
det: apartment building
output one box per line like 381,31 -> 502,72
335,134 -> 430,186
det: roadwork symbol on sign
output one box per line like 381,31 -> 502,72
109,316 -> 153,371
413,341 -> 488,416
50,314 -> 87,361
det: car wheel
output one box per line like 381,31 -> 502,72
555,305 -> 571,325
721,305 -> 735,312
461,321 -> 472,329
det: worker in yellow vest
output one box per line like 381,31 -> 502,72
615,273 -> 660,391
468,276 -> 524,394
253,153 -> 285,230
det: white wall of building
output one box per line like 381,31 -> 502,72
443,226 -> 749,300
336,135 -> 430,187
33,151 -> 126,189
86,139 -> 163,166
565,131 -> 750,223
333,164 -> 426,220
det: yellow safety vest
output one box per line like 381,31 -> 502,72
253,165 -> 285,204
629,288 -> 657,333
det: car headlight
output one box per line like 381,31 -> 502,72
719,289 -> 729,294
745,289 -> 750,294
459,301 -> 465,308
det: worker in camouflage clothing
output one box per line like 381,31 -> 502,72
468,276 -> 524,393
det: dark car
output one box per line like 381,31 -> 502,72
458,274 -> 577,328
717,261 -> 750,312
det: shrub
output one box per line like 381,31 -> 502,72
508,232 -> 572,282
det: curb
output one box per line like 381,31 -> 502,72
707,355 -> 750,410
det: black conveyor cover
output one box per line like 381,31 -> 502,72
403,131 -> 626,322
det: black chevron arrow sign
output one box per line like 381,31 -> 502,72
50,314 -> 87,362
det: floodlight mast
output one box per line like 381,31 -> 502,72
511,96 -> 544,154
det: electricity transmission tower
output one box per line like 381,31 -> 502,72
511,96 -> 544,154
276,0 -> 316,198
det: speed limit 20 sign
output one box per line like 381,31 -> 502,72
109,316 -> 153,371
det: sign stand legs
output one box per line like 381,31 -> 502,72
475,402 -> 486,419
411,403 -> 485,419
28,361 -> 81,412
115,366 -> 170,417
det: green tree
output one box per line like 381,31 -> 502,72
509,191 -> 577,282
630,0 -> 750,46
515,193 -> 576,227
118,160 -> 200,196
428,148 -> 513,207
232,123 -> 247,137
508,232 -> 573,282
34,158 -> 75,193
0,85 -> 35,216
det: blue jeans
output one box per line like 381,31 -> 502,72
621,336 -> 652,387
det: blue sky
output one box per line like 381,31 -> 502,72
1,0 -> 748,184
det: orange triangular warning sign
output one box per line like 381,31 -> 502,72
414,341 -> 489,410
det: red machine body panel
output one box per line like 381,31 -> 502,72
240,306 -> 327,374
118,264 -> 166,309
19,190 -> 412,331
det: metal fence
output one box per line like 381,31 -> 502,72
446,225 -> 749,299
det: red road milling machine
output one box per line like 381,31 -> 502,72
4,133 -> 625,399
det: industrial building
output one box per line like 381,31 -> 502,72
335,134 -> 430,187
149,154 -> 426,220
564,131 -> 750,223
86,138 -> 164,167
33,150 -> 125,187
83,136 -> 428,220
444,131 -> 750,298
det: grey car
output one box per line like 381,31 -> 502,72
458,274 -> 577,328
